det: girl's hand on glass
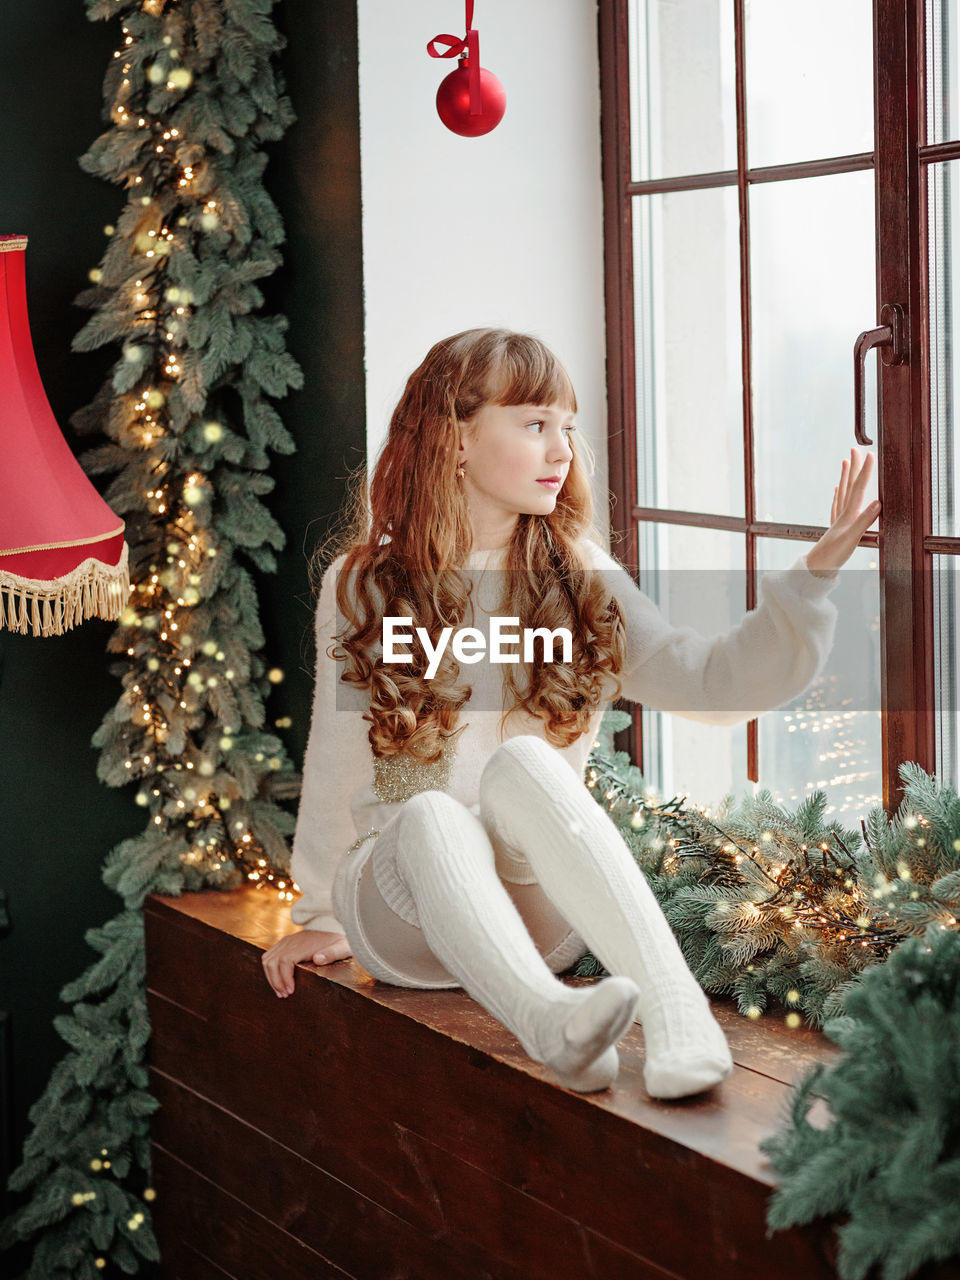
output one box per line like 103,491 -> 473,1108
805,447 -> 882,577
261,929 -> 352,997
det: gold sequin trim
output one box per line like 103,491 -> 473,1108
0,237 -> 28,254
372,740 -> 459,804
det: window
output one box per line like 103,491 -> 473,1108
600,0 -> 959,821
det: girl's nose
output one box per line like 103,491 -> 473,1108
550,435 -> 574,464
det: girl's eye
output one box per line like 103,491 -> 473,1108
525,422 -> 577,437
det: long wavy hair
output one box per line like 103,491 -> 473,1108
312,328 -> 627,761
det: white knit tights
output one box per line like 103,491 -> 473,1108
481,736 -> 734,1098
379,786 -> 640,1093
373,735 -> 732,1099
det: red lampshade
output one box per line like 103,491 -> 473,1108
0,235 -> 129,636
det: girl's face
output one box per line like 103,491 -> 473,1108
457,401 -> 576,549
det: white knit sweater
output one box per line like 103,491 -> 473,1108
289,540 -> 840,934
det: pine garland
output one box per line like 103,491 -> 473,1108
761,928 -> 960,1280
1,1 -> 301,1274
581,708 -> 960,1277
577,710 -> 960,1028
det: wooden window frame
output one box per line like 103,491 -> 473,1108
599,0 -> 960,814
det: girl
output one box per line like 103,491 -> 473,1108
262,327 -> 880,1098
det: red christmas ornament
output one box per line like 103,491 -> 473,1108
427,1 -> 506,138
435,64 -> 506,138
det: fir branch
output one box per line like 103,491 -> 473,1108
577,721 -> 959,1023
761,928 -> 960,1280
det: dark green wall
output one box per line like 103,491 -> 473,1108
0,0 -> 364,1262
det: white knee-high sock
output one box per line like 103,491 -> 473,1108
480,736 -> 734,1100
389,790 -> 640,1092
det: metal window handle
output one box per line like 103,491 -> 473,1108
854,302 -> 906,445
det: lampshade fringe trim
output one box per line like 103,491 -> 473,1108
0,542 -> 131,637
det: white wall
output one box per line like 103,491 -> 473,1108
357,0 -> 609,537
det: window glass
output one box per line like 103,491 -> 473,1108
751,171 -> 878,527
934,555 -> 960,790
929,161 -> 960,537
633,186 -> 743,517
756,537 -> 882,830
629,0 -> 736,182
636,522 -> 750,807
745,0 -> 873,167
926,0 -> 960,146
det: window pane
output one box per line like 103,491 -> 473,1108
934,555 -> 960,790
745,0 -> 873,168
633,187 -> 744,517
628,0 -> 736,182
929,161 -> 960,537
751,171 -> 878,527
636,522 -> 750,808
755,538 -> 881,831
926,0 -> 960,147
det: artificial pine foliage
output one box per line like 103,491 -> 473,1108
577,711 -> 960,1028
760,927 -> 960,1280
1,1 -> 301,1274
579,711 -> 960,1276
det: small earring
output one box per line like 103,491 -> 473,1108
456,464 -> 465,479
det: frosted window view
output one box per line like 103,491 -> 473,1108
934,557 -> 960,792
750,172 -> 879,528
744,0 -> 873,167
633,186 -> 743,517
929,0 -> 960,786
930,162 -> 960,542
628,0 -> 736,182
927,0 -> 960,146
756,539 -> 882,831
636,523 -> 750,809
627,1 -> 886,814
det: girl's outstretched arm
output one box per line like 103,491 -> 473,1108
584,452 -> 879,727
585,538 -> 842,727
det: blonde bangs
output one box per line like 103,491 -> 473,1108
484,334 -> 578,414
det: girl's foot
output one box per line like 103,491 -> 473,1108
536,975 -> 641,1092
639,987 -> 734,1099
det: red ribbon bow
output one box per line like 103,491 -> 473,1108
427,0 -> 482,116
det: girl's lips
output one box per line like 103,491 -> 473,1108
537,478 -> 560,489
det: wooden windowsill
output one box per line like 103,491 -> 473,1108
148,883 -> 840,1188
143,883 -> 917,1279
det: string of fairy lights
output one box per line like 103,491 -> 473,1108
69,1 -> 300,1255
89,2 -> 294,905
585,750 -> 959,993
